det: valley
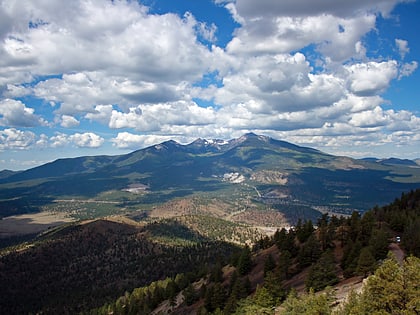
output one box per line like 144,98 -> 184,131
0,134 -> 419,314
1,134 -> 419,239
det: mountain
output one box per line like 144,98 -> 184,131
1,189 -> 418,314
361,157 -> 419,167
0,133 -> 419,223
0,216 -> 242,314
0,169 -> 20,179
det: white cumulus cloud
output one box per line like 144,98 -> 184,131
0,99 -> 46,127
69,132 -> 104,148
60,115 -> 80,128
0,128 -> 36,150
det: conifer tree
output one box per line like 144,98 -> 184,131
338,254 -> 420,314
356,247 -> 376,277
305,250 -> 338,292
298,234 -> 322,268
263,254 -> 276,276
368,227 -> 389,260
183,283 -> 196,306
237,245 -> 252,275
253,285 -> 275,308
282,288 -> 334,315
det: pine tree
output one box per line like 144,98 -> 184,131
356,247 -> 376,277
263,254 -> 276,276
359,211 -> 375,245
338,254 -> 420,314
298,234 -> 322,268
403,217 -> 420,257
237,245 -> 252,275
204,283 -> 226,312
368,227 -> 389,260
264,270 -> 286,304
282,288 -> 334,315
275,228 -> 298,257
277,250 -> 291,279
253,285 -> 275,308
183,283 -> 196,306
296,220 -> 314,243
341,240 -> 362,278
305,250 -> 338,292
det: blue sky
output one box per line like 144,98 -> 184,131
0,0 -> 419,170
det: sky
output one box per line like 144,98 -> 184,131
0,0 -> 419,171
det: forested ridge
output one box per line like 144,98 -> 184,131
0,219 -> 241,314
89,189 -> 420,314
0,189 -> 419,314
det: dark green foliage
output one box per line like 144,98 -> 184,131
358,210 -> 375,245
224,274 -> 251,314
232,299 -> 274,315
342,240 -> 363,278
356,247 -> 376,277
183,283 -> 198,306
145,219 -> 205,245
277,250 -> 292,279
253,285 -> 275,308
403,217 -> 420,256
263,254 -> 276,276
317,213 -> 335,251
368,227 -> 389,260
338,255 -> 420,314
0,220 -> 239,314
298,234 -> 322,268
237,245 -> 253,275
204,282 -> 226,312
305,250 -> 339,292
263,269 -> 287,303
281,288 -> 334,315
274,228 -> 297,257
210,260 -> 224,283
348,211 -> 361,242
296,219 -> 314,243
255,235 -> 273,250
372,189 -> 420,257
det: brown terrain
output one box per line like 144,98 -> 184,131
0,211 -> 75,238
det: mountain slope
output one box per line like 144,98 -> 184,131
0,134 -> 419,222
0,217 -> 241,314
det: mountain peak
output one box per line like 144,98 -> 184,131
153,140 -> 181,151
232,133 -> 271,146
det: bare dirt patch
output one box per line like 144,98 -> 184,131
0,211 -> 75,238
149,198 -> 230,218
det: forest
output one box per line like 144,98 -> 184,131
0,189 -> 419,314
89,189 -> 420,314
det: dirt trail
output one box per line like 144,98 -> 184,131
389,242 -> 405,264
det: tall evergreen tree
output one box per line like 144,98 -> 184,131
403,217 -> 420,257
237,245 -> 252,275
356,247 -> 376,277
253,285 -> 275,308
305,250 -> 338,292
263,254 -> 276,276
298,234 -> 322,268
368,227 -> 389,260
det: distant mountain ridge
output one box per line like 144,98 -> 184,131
0,133 -> 419,221
361,157 -> 419,167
